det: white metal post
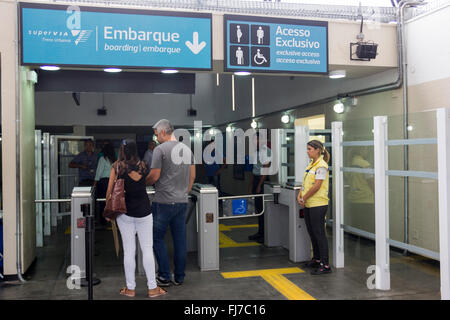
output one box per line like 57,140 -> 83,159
374,116 -> 390,290
35,130 -> 43,247
276,129 -> 287,185
295,125 -> 309,183
43,132 -> 51,236
437,108 -> 450,300
331,122 -> 344,268
50,135 -> 58,228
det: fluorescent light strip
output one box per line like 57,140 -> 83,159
252,77 -> 255,118
234,71 -> 251,76
232,74 -> 235,111
161,69 -> 178,74
40,66 -> 60,71
104,68 -> 122,73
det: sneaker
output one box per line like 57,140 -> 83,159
311,264 -> 332,275
302,259 -> 321,269
172,278 -> 183,286
156,275 -> 172,287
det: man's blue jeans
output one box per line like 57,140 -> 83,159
152,202 -> 188,283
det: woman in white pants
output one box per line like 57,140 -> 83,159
106,139 -> 166,298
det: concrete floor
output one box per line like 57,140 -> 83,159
0,216 -> 441,300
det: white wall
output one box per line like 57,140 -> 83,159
406,4 -> 450,87
1,0 -> 37,275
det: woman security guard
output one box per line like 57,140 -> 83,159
297,140 -> 331,275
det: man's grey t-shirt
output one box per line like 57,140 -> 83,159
151,141 -> 194,204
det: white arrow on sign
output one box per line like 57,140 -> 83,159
185,32 -> 206,55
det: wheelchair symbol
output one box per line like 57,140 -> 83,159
253,49 -> 268,65
234,200 -> 247,215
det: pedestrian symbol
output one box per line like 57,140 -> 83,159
256,26 -> 264,44
230,23 -> 249,44
236,47 -> 244,65
251,25 -> 270,46
237,25 -> 243,43
230,45 -> 249,66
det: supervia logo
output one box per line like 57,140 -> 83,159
66,6 -> 92,45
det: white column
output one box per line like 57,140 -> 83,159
331,121 -> 344,268
373,116 -> 390,290
437,108 -> 450,300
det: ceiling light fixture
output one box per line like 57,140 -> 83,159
329,70 -> 346,79
333,102 -> 345,114
40,65 -> 60,71
104,68 -> 122,73
161,69 -> 179,74
234,71 -> 251,76
281,114 -> 291,124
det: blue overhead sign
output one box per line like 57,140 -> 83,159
20,3 -> 212,70
224,15 -> 328,74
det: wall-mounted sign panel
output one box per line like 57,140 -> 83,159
20,3 -> 212,70
224,15 -> 328,75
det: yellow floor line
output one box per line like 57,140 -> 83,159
219,223 -> 260,248
222,267 -> 315,300
219,231 -> 260,248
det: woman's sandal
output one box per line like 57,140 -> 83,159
148,286 -> 167,298
119,287 -> 136,297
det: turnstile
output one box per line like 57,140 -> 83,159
71,186 -> 94,279
189,184 -> 219,271
264,182 -> 311,262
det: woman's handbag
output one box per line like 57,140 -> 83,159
103,164 -> 126,220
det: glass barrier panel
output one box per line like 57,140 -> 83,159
341,117 -> 375,234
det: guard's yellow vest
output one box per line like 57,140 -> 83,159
302,156 -> 329,208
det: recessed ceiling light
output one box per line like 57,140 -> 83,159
333,102 -> 345,114
161,69 -> 179,74
251,120 -> 258,129
104,68 -> 122,73
234,71 -> 251,76
329,70 -> 346,79
40,65 -> 60,71
281,114 -> 290,124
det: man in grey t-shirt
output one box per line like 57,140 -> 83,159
146,119 -> 195,286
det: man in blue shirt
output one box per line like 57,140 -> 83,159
69,139 -> 98,187
143,140 -> 157,169
203,139 -> 226,195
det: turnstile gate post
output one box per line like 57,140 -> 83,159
71,187 -> 100,288
190,184 -> 219,271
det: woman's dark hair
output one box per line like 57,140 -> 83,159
119,139 -> 139,163
307,140 -> 330,163
117,139 -> 146,175
102,143 -> 116,164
